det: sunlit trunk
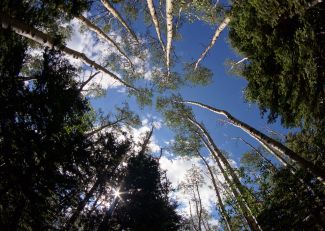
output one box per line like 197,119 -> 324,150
183,100 -> 325,182
188,117 -> 262,231
76,15 -> 134,69
0,14 -> 139,92
194,17 -> 230,70
147,0 -> 165,53
197,151 -> 232,231
166,0 -> 174,76
100,0 -> 138,43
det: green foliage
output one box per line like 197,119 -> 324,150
184,63 -> 213,86
229,0 -> 325,128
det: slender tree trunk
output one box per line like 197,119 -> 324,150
188,117 -> 262,231
0,14 -> 138,92
199,134 -> 262,231
100,0 -> 139,43
189,201 -> 200,231
146,0 -> 165,53
194,17 -> 230,70
165,0 -> 174,76
197,152 -> 232,231
183,100 -> 325,182
79,71 -> 100,91
233,137 -> 277,173
193,183 -> 203,231
75,15 -> 134,70
86,117 -> 127,137
138,126 -> 154,155
65,179 -> 101,230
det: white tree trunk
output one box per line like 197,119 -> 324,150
194,17 -> 230,70
165,0 -> 174,76
76,15 -> 134,70
183,100 -> 325,182
1,14 -> 138,92
147,0 -> 166,53
101,0 -> 139,43
199,134 -> 262,231
197,152 -> 232,231
188,117 -> 262,231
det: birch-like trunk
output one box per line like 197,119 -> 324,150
199,135 -> 262,231
233,137 -> 277,173
188,118 -> 262,231
194,17 -> 230,70
76,15 -> 134,69
183,100 -> 325,182
0,14 -> 138,92
197,152 -> 232,231
146,0 -> 166,53
165,0 -> 174,76
100,0 -> 139,43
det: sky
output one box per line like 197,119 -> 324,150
62,3 -> 294,227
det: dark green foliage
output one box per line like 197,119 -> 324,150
239,144 -> 325,230
257,168 -> 325,230
0,30 -> 90,229
105,153 -> 182,231
229,0 -> 325,128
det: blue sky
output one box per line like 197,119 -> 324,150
90,13 -> 290,165
63,2 -> 295,224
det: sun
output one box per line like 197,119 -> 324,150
113,189 -> 121,198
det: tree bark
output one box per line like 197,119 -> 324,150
194,17 -> 230,70
197,152 -> 232,231
199,134 -> 262,231
183,100 -> 325,182
188,117 -> 262,231
0,14 -> 139,92
75,15 -> 134,69
100,0 -> 139,43
233,137 -> 277,173
165,0 -> 174,76
146,0 -> 166,53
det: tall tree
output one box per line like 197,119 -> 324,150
166,0 -> 174,76
181,100 -> 325,182
100,0 -> 139,43
0,14 -> 139,92
229,0 -> 325,129
101,152 -> 182,230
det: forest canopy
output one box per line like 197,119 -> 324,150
0,0 -> 324,230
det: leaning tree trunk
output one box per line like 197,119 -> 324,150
197,151 -> 232,231
188,117 -> 262,231
65,179 -> 101,230
75,15 -> 134,70
100,0 -> 139,43
183,100 -> 325,182
233,137 -> 278,173
194,16 -> 230,70
165,0 -> 174,76
199,133 -> 262,231
147,0 -> 166,53
0,14 -> 139,92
